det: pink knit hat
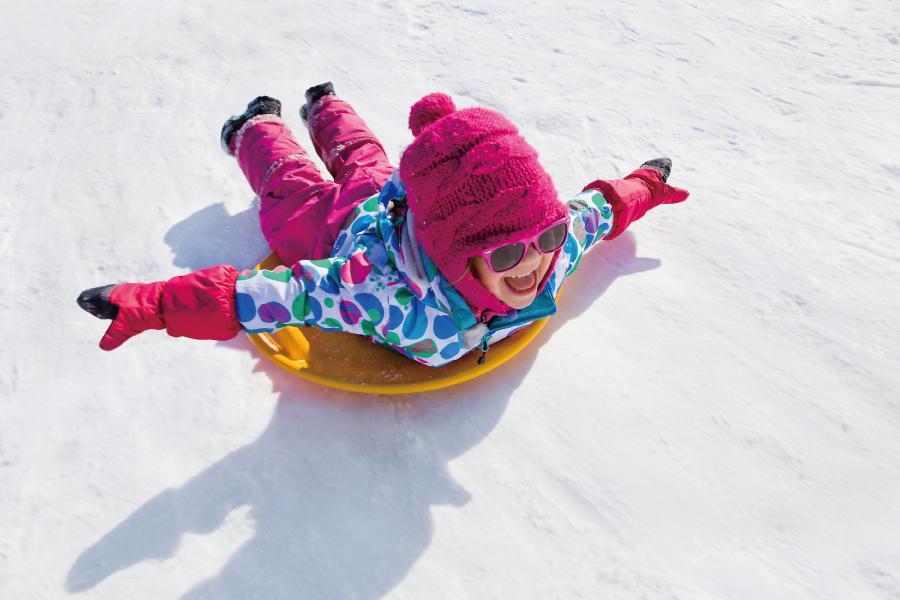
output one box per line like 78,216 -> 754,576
398,93 -> 568,319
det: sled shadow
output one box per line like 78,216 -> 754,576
66,203 -> 657,598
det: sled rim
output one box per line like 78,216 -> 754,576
246,252 -> 548,394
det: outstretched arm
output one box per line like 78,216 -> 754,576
75,256 -> 391,351
558,158 -> 689,280
75,254 -> 447,363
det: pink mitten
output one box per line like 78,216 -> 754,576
583,158 -> 689,240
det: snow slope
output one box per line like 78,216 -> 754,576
2,0 -> 899,598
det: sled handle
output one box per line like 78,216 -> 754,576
256,332 -> 309,371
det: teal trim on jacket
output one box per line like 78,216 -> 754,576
234,170 -> 613,367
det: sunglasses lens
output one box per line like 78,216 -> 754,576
489,243 -> 526,272
537,222 -> 568,253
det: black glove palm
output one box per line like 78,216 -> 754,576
641,157 -> 672,182
77,285 -> 119,320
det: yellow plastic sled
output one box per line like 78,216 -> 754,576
246,252 -> 549,394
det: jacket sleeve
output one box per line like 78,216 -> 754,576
557,189 -> 616,279
234,253 -> 388,333
234,253 -> 462,366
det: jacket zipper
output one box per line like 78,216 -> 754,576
477,338 -> 489,365
476,312 -> 491,364
474,299 -> 551,365
475,320 -> 523,365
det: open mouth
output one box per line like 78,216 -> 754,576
503,270 -> 537,295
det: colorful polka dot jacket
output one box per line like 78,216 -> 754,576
234,170 -> 615,367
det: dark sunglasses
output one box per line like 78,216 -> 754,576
479,218 -> 569,273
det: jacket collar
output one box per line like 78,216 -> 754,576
378,169 -> 559,333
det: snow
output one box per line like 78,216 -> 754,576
2,0 -> 900,598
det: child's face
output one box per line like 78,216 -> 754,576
471,244 -> 557,310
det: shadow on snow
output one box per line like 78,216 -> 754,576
66,200 -> 657,598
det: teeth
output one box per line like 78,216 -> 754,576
505,271 -> 536,292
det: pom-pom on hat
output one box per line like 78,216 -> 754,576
399,92 -> 568,319
408,92 -> 456,136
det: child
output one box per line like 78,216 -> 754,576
78,84 -> 689,367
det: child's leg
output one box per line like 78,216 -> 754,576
233,117 -> 344,263
305,96 -> 394,222
234,98 -> 394,264
306,96 -> 393,186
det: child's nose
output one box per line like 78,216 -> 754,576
522,243 -> 541,264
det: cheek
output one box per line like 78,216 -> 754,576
538,253 -> 554,277
472,258 -> 502,291
480,270 -> 505,293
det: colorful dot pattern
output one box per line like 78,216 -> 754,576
235,177 -> 614,366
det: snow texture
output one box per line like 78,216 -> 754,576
2,0 -> 900,598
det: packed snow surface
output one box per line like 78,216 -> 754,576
2,1 -> 899,598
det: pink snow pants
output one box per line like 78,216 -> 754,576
234,97 -> 394,265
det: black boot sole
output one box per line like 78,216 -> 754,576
300,82 -> 336,121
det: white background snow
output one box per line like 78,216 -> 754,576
2,0 -> 899,598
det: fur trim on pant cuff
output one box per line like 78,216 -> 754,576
233,114 -> 285,160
